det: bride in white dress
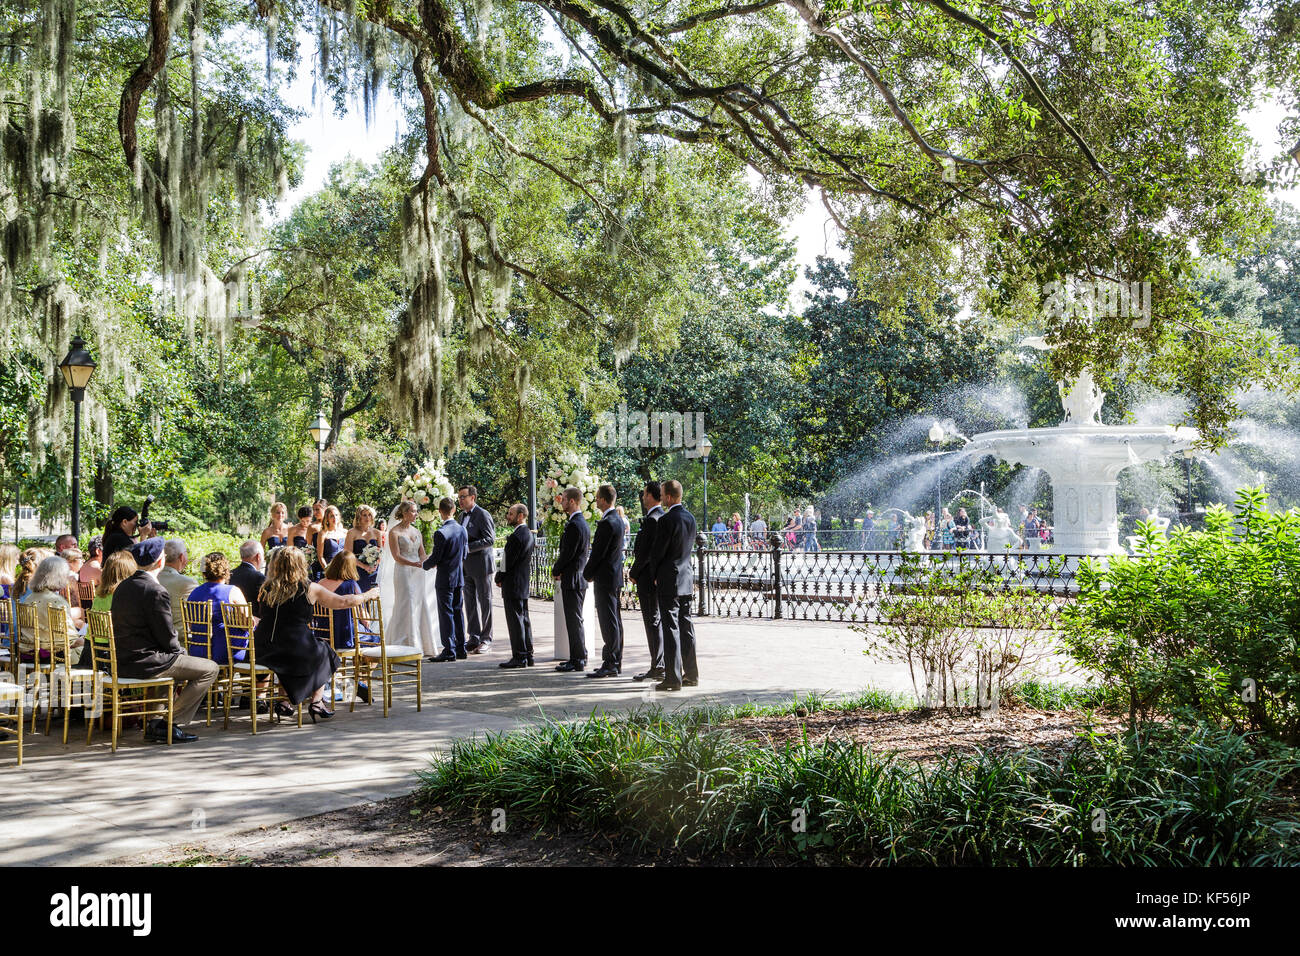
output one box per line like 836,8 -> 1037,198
378,500 -> 440,657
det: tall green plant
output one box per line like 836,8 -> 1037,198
1063,488 -> 1300,742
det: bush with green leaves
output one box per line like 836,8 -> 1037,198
857,554 -> 1061,710
1062,488 -> 1300,742
418,707 -> 1299,865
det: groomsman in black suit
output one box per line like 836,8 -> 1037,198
458,485 -> 496,655
551,486 -> 590,672
627,480 -> 665,682
584,484 -> 626,678
648,479 -> 698,691
424,497 -> 469,661
495,503 -> 535,668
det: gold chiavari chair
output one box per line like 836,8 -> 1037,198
86,610 -> 174,751
15,602 -> 48,733
181,599 -> 221,726
45,603 -> 98,745
219,602 -> 286,733
314,601 -> 364,715
76,580 -> 95,611
0,676 -> 20,765
354,596 -> 422,717
0,593 -> 14,681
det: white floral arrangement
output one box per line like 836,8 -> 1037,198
361,544 -> 383,566
398,458 -> 457,549
543,449 -> 603,535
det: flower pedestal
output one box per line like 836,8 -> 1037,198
552,586 -> 597,662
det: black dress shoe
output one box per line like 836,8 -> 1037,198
146,721 -> 197,743
555,660 -> 586,672
525,658 -> 535,667
586,665 -> 620,678
465,639 -> 481,653
682,678 -> 699,687
633,669 -> 666,682
431,651 -> 456,662
499,658 -> 528,669
456,652 -> 468,660
653,680 -> 682,692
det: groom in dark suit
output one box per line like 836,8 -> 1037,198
495,503 -> 535,668
551,486 -> 590,672
424,497 -> 468,661
584,484 -> 626,678
648,479 -> 698,691
458,485 -> 496,655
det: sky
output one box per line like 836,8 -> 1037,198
280,43 -> 1299,314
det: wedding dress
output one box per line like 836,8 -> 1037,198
379,522 -> 441,656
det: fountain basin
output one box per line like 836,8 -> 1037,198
966,423 -> 1199,554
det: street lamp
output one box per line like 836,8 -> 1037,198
928,421 -> 945,535
699,433 -> 713,536
308,411 -> 331,500
58,336 -> 96,540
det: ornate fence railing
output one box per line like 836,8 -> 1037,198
528,534 -> 1088,624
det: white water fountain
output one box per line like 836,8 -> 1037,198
965,342 -> 1199,554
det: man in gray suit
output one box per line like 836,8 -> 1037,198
458,484 -> 496,654
158,538 -> 197,640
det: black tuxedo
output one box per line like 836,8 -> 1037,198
628,504 -> 664,671
584,508 -> 625,669
460,504 -> 495,646
649,503 -> 698,686
229,561 -> 265,607
551,511 -> 590,663
495,523 -> 534,661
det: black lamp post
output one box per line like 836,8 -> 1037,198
527,439 -> 538,533
699,433 -> 713,535
1179,449 -> 1196,516
308,411 -> 331,500
58,336 -> 96,540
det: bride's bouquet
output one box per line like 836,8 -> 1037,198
543,449 -> 603,537
398,458 -> 456,550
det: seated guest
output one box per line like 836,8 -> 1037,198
185,552 -> 248,665
91,552 -> 140,613
158,539 -> 198,638
18,555 -> 87,666
54,533 -> 78,556
111,538 -> 219,743
0,542 -> 18,591
60,548 -> 87,625
254,547 -> 371,721
14,547 -> 53,600
317,551 -> 370,703
79,536 -> 104,585
229,541 -> 266,606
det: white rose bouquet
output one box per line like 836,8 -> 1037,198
543,449 -> 603,536
361,544 -> 383,566
398,458 -> 456,550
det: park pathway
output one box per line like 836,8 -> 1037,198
1,599 -> 919,865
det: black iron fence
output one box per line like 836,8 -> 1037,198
529,534 -> 1087,624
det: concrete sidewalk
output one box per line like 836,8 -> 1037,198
0,598 -> 914,865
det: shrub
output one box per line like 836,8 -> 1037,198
1062,488 -> 1300,742
417,706 -> 1300,865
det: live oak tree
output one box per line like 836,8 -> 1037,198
4,0 -> 1300,472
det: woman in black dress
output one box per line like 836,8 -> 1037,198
254,546 -> 373,720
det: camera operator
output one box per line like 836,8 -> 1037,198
102,506 -> 158,559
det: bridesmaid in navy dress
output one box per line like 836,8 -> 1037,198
315,506 -> 347,582
345,505 -> 380,592
260,502 -> 291,555
291,506 -> 313,550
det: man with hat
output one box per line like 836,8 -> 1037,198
109,537 -> 219,743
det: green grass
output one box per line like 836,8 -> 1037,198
417,698 -> 1300,865
1002,678 -> 1123,712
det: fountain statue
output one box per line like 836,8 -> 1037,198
1126,506 -> 1172,553
901,513 -> 927,552
980,509 -> 1023,551
964,339 -> 1199,554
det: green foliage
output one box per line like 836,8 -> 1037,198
1063,488 -> 1300,742
317,440 -> 404,517
418,706 -> 1300,865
